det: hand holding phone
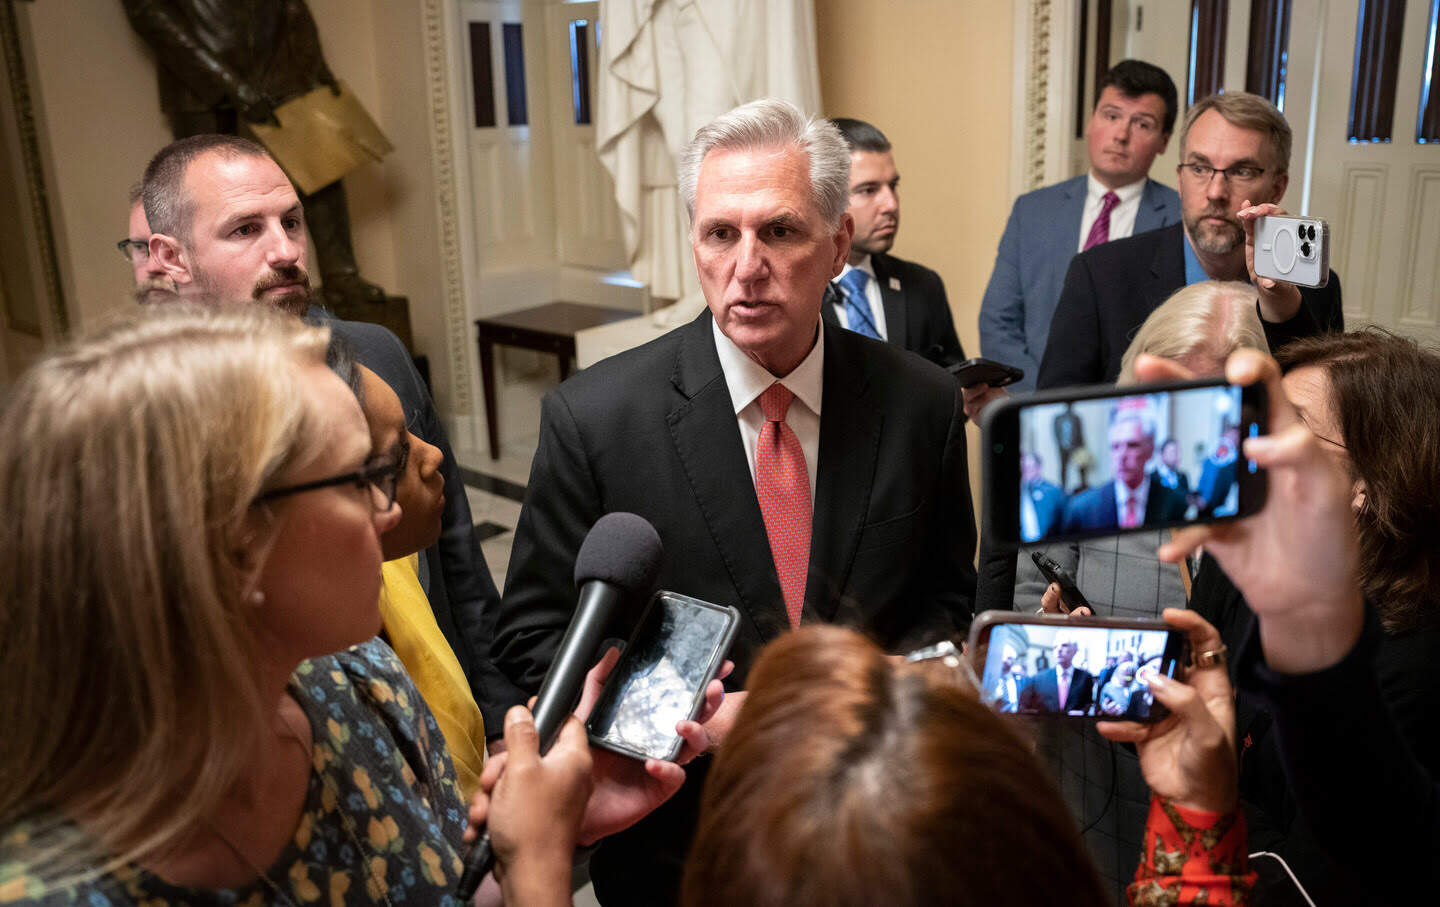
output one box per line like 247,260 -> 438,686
968,611 -> 1188,722
1095,608 -> 1238,814
1030,550 -> 1091,614
586,592 -> 739,762
982,377 -> 1267,545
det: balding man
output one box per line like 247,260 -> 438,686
493,99 -> 977,904
140,134 -> 520,730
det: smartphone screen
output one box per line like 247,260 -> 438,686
586,592 -> 739,761
983,379 -> 1266,544
970,613 -> 1185,721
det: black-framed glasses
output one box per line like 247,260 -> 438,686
116,238 -> 149,264
1178,161 -> 1267,185
255,457 -> 403,512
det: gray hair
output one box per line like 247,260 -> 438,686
1110,407 -> 1158,441
1118,280 -> 1268,384
678,98 -> 851,226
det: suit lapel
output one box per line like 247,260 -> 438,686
871,255 -> 908,348
666,314 -> 790,642
1135,179 -> 1171,232
1058,175 -> 1088,250
1143,223 -> 1187,312
805,324 -> 882,624
820,282 -> 842,328
1099,484 -> 1119,528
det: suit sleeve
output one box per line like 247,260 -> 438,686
933,385 -> 979,631
1235,611 -> 1440,902
1037,255 -> 1105,390
979,202 -> 1038,379
491,390 -> 604,708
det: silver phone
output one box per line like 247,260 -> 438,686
1253,214 -> 1329,288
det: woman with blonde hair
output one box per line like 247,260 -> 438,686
1117,280 -> 1266,383
0,305 -> 471,902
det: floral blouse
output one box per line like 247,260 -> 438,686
1129,796 -> 1257,905
0,639 -> 469,905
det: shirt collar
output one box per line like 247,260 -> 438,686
838,255 -> 875,282
1086,172 -> 1146,205
711,317 -> 825,418
1181,229 -> 1212,286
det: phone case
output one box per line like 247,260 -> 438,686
981,377 -> 1269,546
586,592 -> 740,762
1029,551 -> 1091,612
1254,215 -> 1330,288
950,357 -> 1025,389
968,610 -> 1189,723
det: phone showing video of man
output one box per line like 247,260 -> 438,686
969,612 -> 1187,721
982,378 -> 1267,545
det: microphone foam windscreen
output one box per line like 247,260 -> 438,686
573,512 -> 664,594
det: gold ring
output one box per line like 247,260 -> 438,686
1194,644 -> 1229,669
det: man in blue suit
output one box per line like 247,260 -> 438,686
1060,410 -> 1187,533
979,60 -> 1180,391
1020,452 -> 1066,542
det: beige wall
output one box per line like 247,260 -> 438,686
816,0 -> 1015,521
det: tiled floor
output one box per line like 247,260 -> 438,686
456,433 -> 537,592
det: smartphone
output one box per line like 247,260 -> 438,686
982,377 -> 1267,545
1029,550 -> 1092,613
586,591 -> 739,761
968,610 -> 1188,721
1253,214 -> 1330,288
950,356 -> 1025,389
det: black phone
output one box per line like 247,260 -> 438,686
1029,550 -> 1091,613
950,357 -> 1025,389
982,377 -> 1267,545
586,591 -> 739,761
968,610 -> 1188,721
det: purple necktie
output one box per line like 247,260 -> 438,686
1083,191 -> 1120,251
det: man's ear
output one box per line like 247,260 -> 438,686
150,234 -> 194,286
1270,171 -> 1290,205
831,213 -> 855,276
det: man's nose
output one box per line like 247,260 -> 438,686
266,224 -> 302,266
878,186 -> 899,215
734,233 -> 767,284
1205,172 -> 1230,202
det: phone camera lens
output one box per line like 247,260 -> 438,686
1300,241 -> 1312,257
1306,224 -> 1317,240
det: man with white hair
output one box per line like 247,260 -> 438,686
493,98 -> 977,904
1019,633 -> 1095,714
1059,408 -> 1187,533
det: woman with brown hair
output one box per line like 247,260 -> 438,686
679,614 -> 1249,907
1189,328 -> 1440,902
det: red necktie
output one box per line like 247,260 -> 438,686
1083,190 -> 1120,251
1058,669 -> 1071,710
755,383 -> 812,629
1123,493 -> 1140,528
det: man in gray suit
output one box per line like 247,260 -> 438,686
979,60 -> 1180,391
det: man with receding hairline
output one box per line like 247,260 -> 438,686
138,133 -> 522,734
494,98 -> 977,905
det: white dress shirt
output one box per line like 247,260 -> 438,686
711,318 -> 823,499
1114,476 -> 1151,528
831,256 -> 889,341
1076,173 -> 1148,252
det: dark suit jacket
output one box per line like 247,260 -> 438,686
494,310 -> 977,903
1024,479 -> 1067,540
1020,666 -> 1095,713
822,252 -> 964,368
980,174 -> 1180,392
1037,222 -> 1345,389
315,310 -> 522,733
1197,456 -> 1238,514
1059,474 -> 1188,535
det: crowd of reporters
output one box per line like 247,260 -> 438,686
1,54 -> 1436,907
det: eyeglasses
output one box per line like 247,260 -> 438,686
255,456 -> 404,512
1179,161 -> 1267,186
116,238 -> 149,264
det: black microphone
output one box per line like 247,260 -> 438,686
456,512 -> 663,899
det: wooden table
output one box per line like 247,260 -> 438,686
475,301 -> 637,459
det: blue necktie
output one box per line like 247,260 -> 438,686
838,269 -> 881,340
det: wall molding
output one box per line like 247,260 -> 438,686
0,0 -> 65,337
422,0 -> 474,418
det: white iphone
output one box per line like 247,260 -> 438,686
1254,214 -> 1330,288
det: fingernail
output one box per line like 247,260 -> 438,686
1149,673 -> 1172,690
506,705 -> 532,727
